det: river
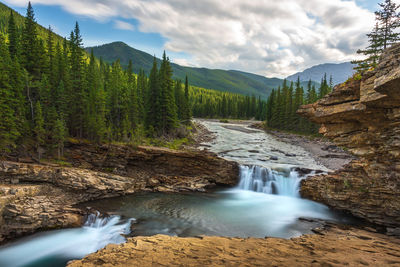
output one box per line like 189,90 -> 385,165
0,120 -> 352,267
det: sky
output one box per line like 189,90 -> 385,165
2,0 -> 391,78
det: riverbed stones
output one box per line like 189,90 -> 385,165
298,43 -> 400,231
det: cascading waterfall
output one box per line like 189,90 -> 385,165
238,165 -> 303,197
0,213 -> 134,267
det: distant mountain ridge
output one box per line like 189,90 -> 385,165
87,42 -> 315,99
287,62 -> 355,86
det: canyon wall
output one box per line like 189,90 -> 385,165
298,44 -> 400,234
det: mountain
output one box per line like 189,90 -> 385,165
0,2 -> 66,45
87,42 -> 315,99
286,62 -> 355,86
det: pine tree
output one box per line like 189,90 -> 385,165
376,0 -> 400,49
46,26 -> 57,89
146,56 -> 159,133
0,34 -> 19,153
353,0 -> 400,72
352,23 -> 383,72
8,10 -> 19,59
68,22 -> 86,137
53,118 -> 66,159
21,2 -> 40,77
158,52 -> 178,135
127,60 -> 139,131
182,75 -> 191,124
33,101 -> 45,160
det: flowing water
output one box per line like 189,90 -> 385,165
0,213 -> 133,267
0,120 -> 352,267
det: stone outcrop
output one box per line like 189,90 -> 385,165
297,44 -> 400,232
0,144 -> 238,242
68,225 -> 400,267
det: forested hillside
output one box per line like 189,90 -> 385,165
0,2 -> 266,158
88,42 -> 317,99
0,2 -> 65,45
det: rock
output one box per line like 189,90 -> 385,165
67,226 -> 400,267
270,156 -> 278,160
298,44 -> 400,230
248,150 -> 259,153
0,144 -> 238,243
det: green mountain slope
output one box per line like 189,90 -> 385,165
0,2 -> 66,44
87,42 -> 293,98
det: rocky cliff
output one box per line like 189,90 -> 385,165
0,144 -> 238,242
297,44 -> 400,234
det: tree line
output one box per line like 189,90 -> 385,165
1,2 -> 272,158
0,3 -> 194,158
190,88 -> 266,120
265,76 -> 332,134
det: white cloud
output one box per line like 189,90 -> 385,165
172,58 -> 197,67
4,0 -> 375,77
114,20 -> 135,31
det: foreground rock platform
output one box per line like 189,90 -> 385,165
298,44 -> 400,233
68,225 -> 400,267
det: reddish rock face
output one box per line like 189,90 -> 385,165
297,44 -> 400,233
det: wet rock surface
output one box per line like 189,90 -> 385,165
298,44 -> 400,231
0,144 -> 238,243
67,225 -> 400,267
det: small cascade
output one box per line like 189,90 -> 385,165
238,165 -> 303,197
0,213 -> 134,267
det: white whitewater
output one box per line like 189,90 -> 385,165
238,165 -> 302,197
0,213 -> 133,267
198,119 -> 329,172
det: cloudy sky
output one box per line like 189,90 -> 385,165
3,0 -> 389,77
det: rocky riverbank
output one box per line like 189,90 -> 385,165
0,143 -> 238,243
298,43 -> 400,234
250,122 -> 354,171
68,224 -> 400,267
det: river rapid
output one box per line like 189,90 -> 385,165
0,120 -> 352,267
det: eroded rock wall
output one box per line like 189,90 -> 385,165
297,44 -> 400,233
0,145 -> 238,242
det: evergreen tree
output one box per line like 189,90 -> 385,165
146,57 -> 159,133
7,10 -> 19,59
21,2 -> 40,77
53,118 -> 66,159
127,60 -> 139,131
33,101 -> 45,160
0,34 -> 19,153
376,0 -> 400,49
68,22 -> 86,137
352,23 -> 383,72
158,52 -> 178,135
353,0 -> 400,72
182,75 -> 191,123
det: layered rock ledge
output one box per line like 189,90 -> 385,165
0,144 -> 238,242
297,44 -> 400,233
68,225 -> 400,267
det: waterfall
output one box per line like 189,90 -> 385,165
237,165 -> 302,197
0,213 -> 134,267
